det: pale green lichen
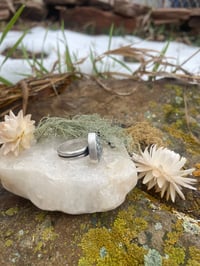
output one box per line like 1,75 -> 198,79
34,114 -> 131,150
154,222 -> 163,231
183,220 -> 200,235
144,249 -> 162,266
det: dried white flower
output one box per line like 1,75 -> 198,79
132,145 -> 196,202
0,110 -> 35,156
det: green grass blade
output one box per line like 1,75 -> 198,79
41,29 -> 49,66
65,45 -> 74,72
90,49 -> 99,75
56,41 -> 62,73
109,55 -> 133,74
60,21 -> 74,72
0,5 -> 25,45
0,30 -> 27,67
108,24 -> 114,51
33,58 -> 49,74
0,76 -> 13,86
152,39 -> 170,73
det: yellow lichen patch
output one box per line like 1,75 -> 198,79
35,212 -> 47,223
164,219 -> 183,246
79,228 -> 147,266
188,246 -> 200,263
193,163 -> 200,177
195,163 -> 200,169
41,226 -> 58,242
78,205 -> 148,266
163,219 -> 186,266
193,169 -> 200,177
187,260 -> 200,266
127,187 -> 145,202
126,121 -> 165,152
163,246 -> 185,266
33,226 -> 58,253
5,229 -> 14,237
4,207 -> 19,216
34,241 -> 44,253
164,125 -> 200,155
4,239 -> 13,247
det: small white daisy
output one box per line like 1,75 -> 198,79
132,145 -> 196,202
0,110 -> 35,156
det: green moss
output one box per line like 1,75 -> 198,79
78,205 -> 148,265
126,122 -> 165,152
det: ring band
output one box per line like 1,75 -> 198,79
88,133 -> 102,162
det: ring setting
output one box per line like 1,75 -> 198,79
57,132 -> 102,162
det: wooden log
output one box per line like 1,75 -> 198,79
88,0 -> 112,11
58,6 -> 138,34
190,8 -> 200,16
152,8 -> 191,21
153,19 -> 180,25
44,0 -> 85,5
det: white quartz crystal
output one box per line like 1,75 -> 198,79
0,139 -> 138,214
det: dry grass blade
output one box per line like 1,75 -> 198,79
19,80 -> 29,115
0,73 -> 76,118
95,45 -> 160,65
138,70 -> 200,84
95,45 -> 200,85
94,78 -> 138,96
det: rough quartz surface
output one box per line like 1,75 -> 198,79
0,139 -> 138,214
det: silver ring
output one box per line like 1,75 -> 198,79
57,138 -> 88,158
88,132 -> 102,162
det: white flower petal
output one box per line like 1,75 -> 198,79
132,145 -> 196,202
172,182 -> 185,201
157,176 -> 166,188
0,110 -> 35,156
169,183 -> 176,202
143,171 -> 154,184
